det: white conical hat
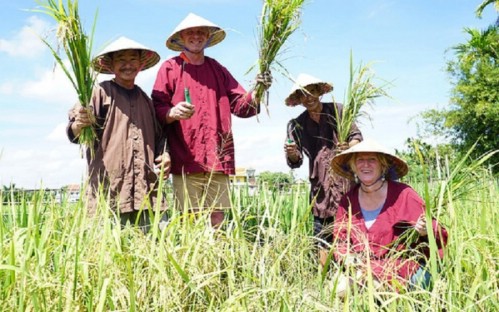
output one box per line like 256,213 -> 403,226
285,73 -> 333,106
92,36 -> 160,74
166,13 -> 226,51
331,138 -> 409,181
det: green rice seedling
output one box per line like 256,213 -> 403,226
1,163 -> 498,310
334,51 -> 389,145
252,0 -> 307,112
33,0 -> 98,157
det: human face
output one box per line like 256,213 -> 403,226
354,152 -> 383,185
298,85 -> 322,110
111,49 -> 141,88
180,27 -> 210,53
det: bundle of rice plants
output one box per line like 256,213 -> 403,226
335,52 -> 389,145
34,0 -> 98,155
252,0 -> 307,113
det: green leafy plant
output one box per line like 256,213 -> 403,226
252,0 -> 307,113
334,52 -> 389,145
34,0 -> 98,156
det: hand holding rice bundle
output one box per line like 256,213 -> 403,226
253,0 -> 306,113
34,0 -> 98,156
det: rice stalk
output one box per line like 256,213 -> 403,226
252,0 -> 307,113
33,0 -> 98,157
335,51 -> 389,144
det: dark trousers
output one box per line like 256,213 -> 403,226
120,210 -> 168,234
313,216 -> 335,248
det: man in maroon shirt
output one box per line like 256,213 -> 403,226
152,13 -> 271,228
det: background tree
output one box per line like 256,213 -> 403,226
258,171 -> 294,192
2,183 -> 23,204
418,3 -> 498,173
476,0 -> 499,25
396,138 -> 456,183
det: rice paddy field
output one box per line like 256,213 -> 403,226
0,170 -> 497,311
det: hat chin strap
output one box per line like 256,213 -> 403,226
173,35 -> 213,53
359,174 -> 385,187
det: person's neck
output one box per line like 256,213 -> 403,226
183,50 -> 205,65
360,179 -> 386,194
113,78 -> 135,90
307,102 -> 322,122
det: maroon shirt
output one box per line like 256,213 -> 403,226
333,180 -> 448,283
152,56 -> 257,175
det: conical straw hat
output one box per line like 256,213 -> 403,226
285,73 -> 333,106
331,138 -> 409,181
166,13 -> 226,51
92,36 -> 160,74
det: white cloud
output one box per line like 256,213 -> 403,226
47,122 -> 69,142
0,81 -> 14,95
19,61 -> 77,104
0,16 -> 49,58
0,140 -> 86,189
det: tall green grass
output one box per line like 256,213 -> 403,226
1,168 -> 497,310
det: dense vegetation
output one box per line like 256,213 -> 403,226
1,156 -> 497,311
1,2 -> 497,311
418,1 -> 499,173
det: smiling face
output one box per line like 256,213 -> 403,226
110,49 -> 141,88
297,84 -> 323,110
180,27 -> 211,53
352,152 -> 385,185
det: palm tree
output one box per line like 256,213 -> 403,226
476,0 -> 499,25
454,26 -> 499,64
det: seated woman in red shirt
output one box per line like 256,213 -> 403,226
329,138 -> 448,294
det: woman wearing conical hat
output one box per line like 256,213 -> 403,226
329,138 -> 448,295
67,37 -> 170,232
152,13 -> 272,228
283,73 -> 363,264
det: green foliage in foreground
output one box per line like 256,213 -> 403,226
0,173 -> 498,311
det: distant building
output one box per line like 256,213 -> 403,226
55,184 -> 81,203
67,184 -> 80,203
229,167 -> 257,194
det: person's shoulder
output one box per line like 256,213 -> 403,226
98,80 -> 111,87
135,85 -> 152,101
205,56 -> 230,71
388,180 -> 411,192
160,55 -> 182,68
339,184 -> 360,206
345,184 -> 359,197
323,102 -> 342,112
388,180 -> 423,201
95,80 -> 113,94
204,56 -> 220,65
293,110 -> 309,122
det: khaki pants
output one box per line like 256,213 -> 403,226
172,172 -> 231,228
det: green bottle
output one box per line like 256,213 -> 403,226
184,87 -> 191,104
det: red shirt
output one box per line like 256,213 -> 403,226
333,180 -> 448,283
152,56 -> 257,175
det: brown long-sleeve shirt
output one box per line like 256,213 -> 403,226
67,80 -> 167,214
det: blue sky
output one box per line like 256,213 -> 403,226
0,0 -> 496,189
